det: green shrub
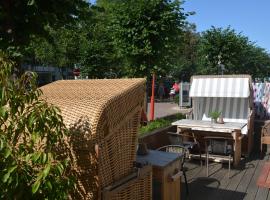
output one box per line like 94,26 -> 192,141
139,113 -> 184,135
0,53 -> 73,199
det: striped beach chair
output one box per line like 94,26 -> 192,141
189,75 -> 255,155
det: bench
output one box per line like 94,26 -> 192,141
257,162 -> 270,188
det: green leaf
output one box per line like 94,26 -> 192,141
8,166 -> 17,174
0,138 -> 4,150
25,154 -> 31,162
4,148 -> 11,159
27,0 -> 35,6
0,106 -> 8,120
2,172 -> 10,183
32,152 -> 41,162
46,180 -> 52,190
31,131 -> 39,143
42,153 -> 47,164
29,114 -> 36,127
56,163 -> 64,175
42,164 -> 51,178
32,180 -> 41,194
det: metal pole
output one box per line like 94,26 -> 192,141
150,73 -> 155,121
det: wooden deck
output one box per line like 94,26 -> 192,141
181,152 -> 270,200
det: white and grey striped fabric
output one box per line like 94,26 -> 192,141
193,97 -> 249,121
190,77 -> 250,98
193,97 -> 250,134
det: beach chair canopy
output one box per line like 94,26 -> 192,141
189,75 -> 253,134
40,79 -> 146,199
190,76 -> 250,98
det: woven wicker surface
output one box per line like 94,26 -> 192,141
40,79 -> 146,199
109,169 -> 152,200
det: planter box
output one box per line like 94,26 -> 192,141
139,125 -> 176,150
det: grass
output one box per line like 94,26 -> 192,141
139,113 -> 184,135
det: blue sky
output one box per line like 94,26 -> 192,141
88,0 -> 270,52
183,0 -> 270,52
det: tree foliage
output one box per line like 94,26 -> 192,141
197,27 -> 270,77
0,0 -> 88,58
0,53 -> 73,199
170,23 -> 199,81
101,0 -> 189,77
1,1 -> 270,80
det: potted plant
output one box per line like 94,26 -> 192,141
209,111 -> 221,123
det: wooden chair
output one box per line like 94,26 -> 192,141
204,136 -> 234,177
156,145 -> 189,195
168,131 -> 203,166
261,121 -> 270,155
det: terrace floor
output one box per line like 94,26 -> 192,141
181,152 -> 270,200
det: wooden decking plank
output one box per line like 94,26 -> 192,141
207,163 -> 227,186
255,154 -> 270,200
201,162 -> 234,200
185,161 -> 204,181
180,152 -> 270,200
231,154 -> 260,200
220,164 -> 247,199
184,162 -> 224,200
182,161 -> 207,200
201,163 -> 232,199
244,154 -> 269,200
267,190 -> 270,200
181,161 -> 203,200
255,187 -> 269,200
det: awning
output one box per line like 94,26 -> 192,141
190,77 -> 250,98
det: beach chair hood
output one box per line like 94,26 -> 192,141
40,79 -> 146,199
190,75 -> 251,98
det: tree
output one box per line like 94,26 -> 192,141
99,0 -> 190,78
0,52 -> 73,199
170,23 -> 200,81
26,5 -> 120,79
197,27 -> 270,77
0,0 -> 88,59
79,5 -> 121,78
28,25 -> 89,68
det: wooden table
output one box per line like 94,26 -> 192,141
172,119 -> 247,167
137,150 -> 183,200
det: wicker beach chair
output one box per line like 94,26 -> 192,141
41,79 -> 151,200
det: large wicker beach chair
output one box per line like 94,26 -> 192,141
189,75 -> 255,155
40,79 -> 151,200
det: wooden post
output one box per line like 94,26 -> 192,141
232,131 -> 242,167
150,73 -> 155,121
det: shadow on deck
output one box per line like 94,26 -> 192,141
182,152 -> 270,200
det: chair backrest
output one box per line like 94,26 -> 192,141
167,132 -> 183,145
156,145 -> 185,154
156,145 -> 186,168
262,121 -> 270,137
204,137 -> 234,155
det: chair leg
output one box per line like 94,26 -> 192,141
261,141 -> 264,158
183,170 -> 189,195
228,155 -> 231,178
206,152 -> 209,177
198,144 -> 202,167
